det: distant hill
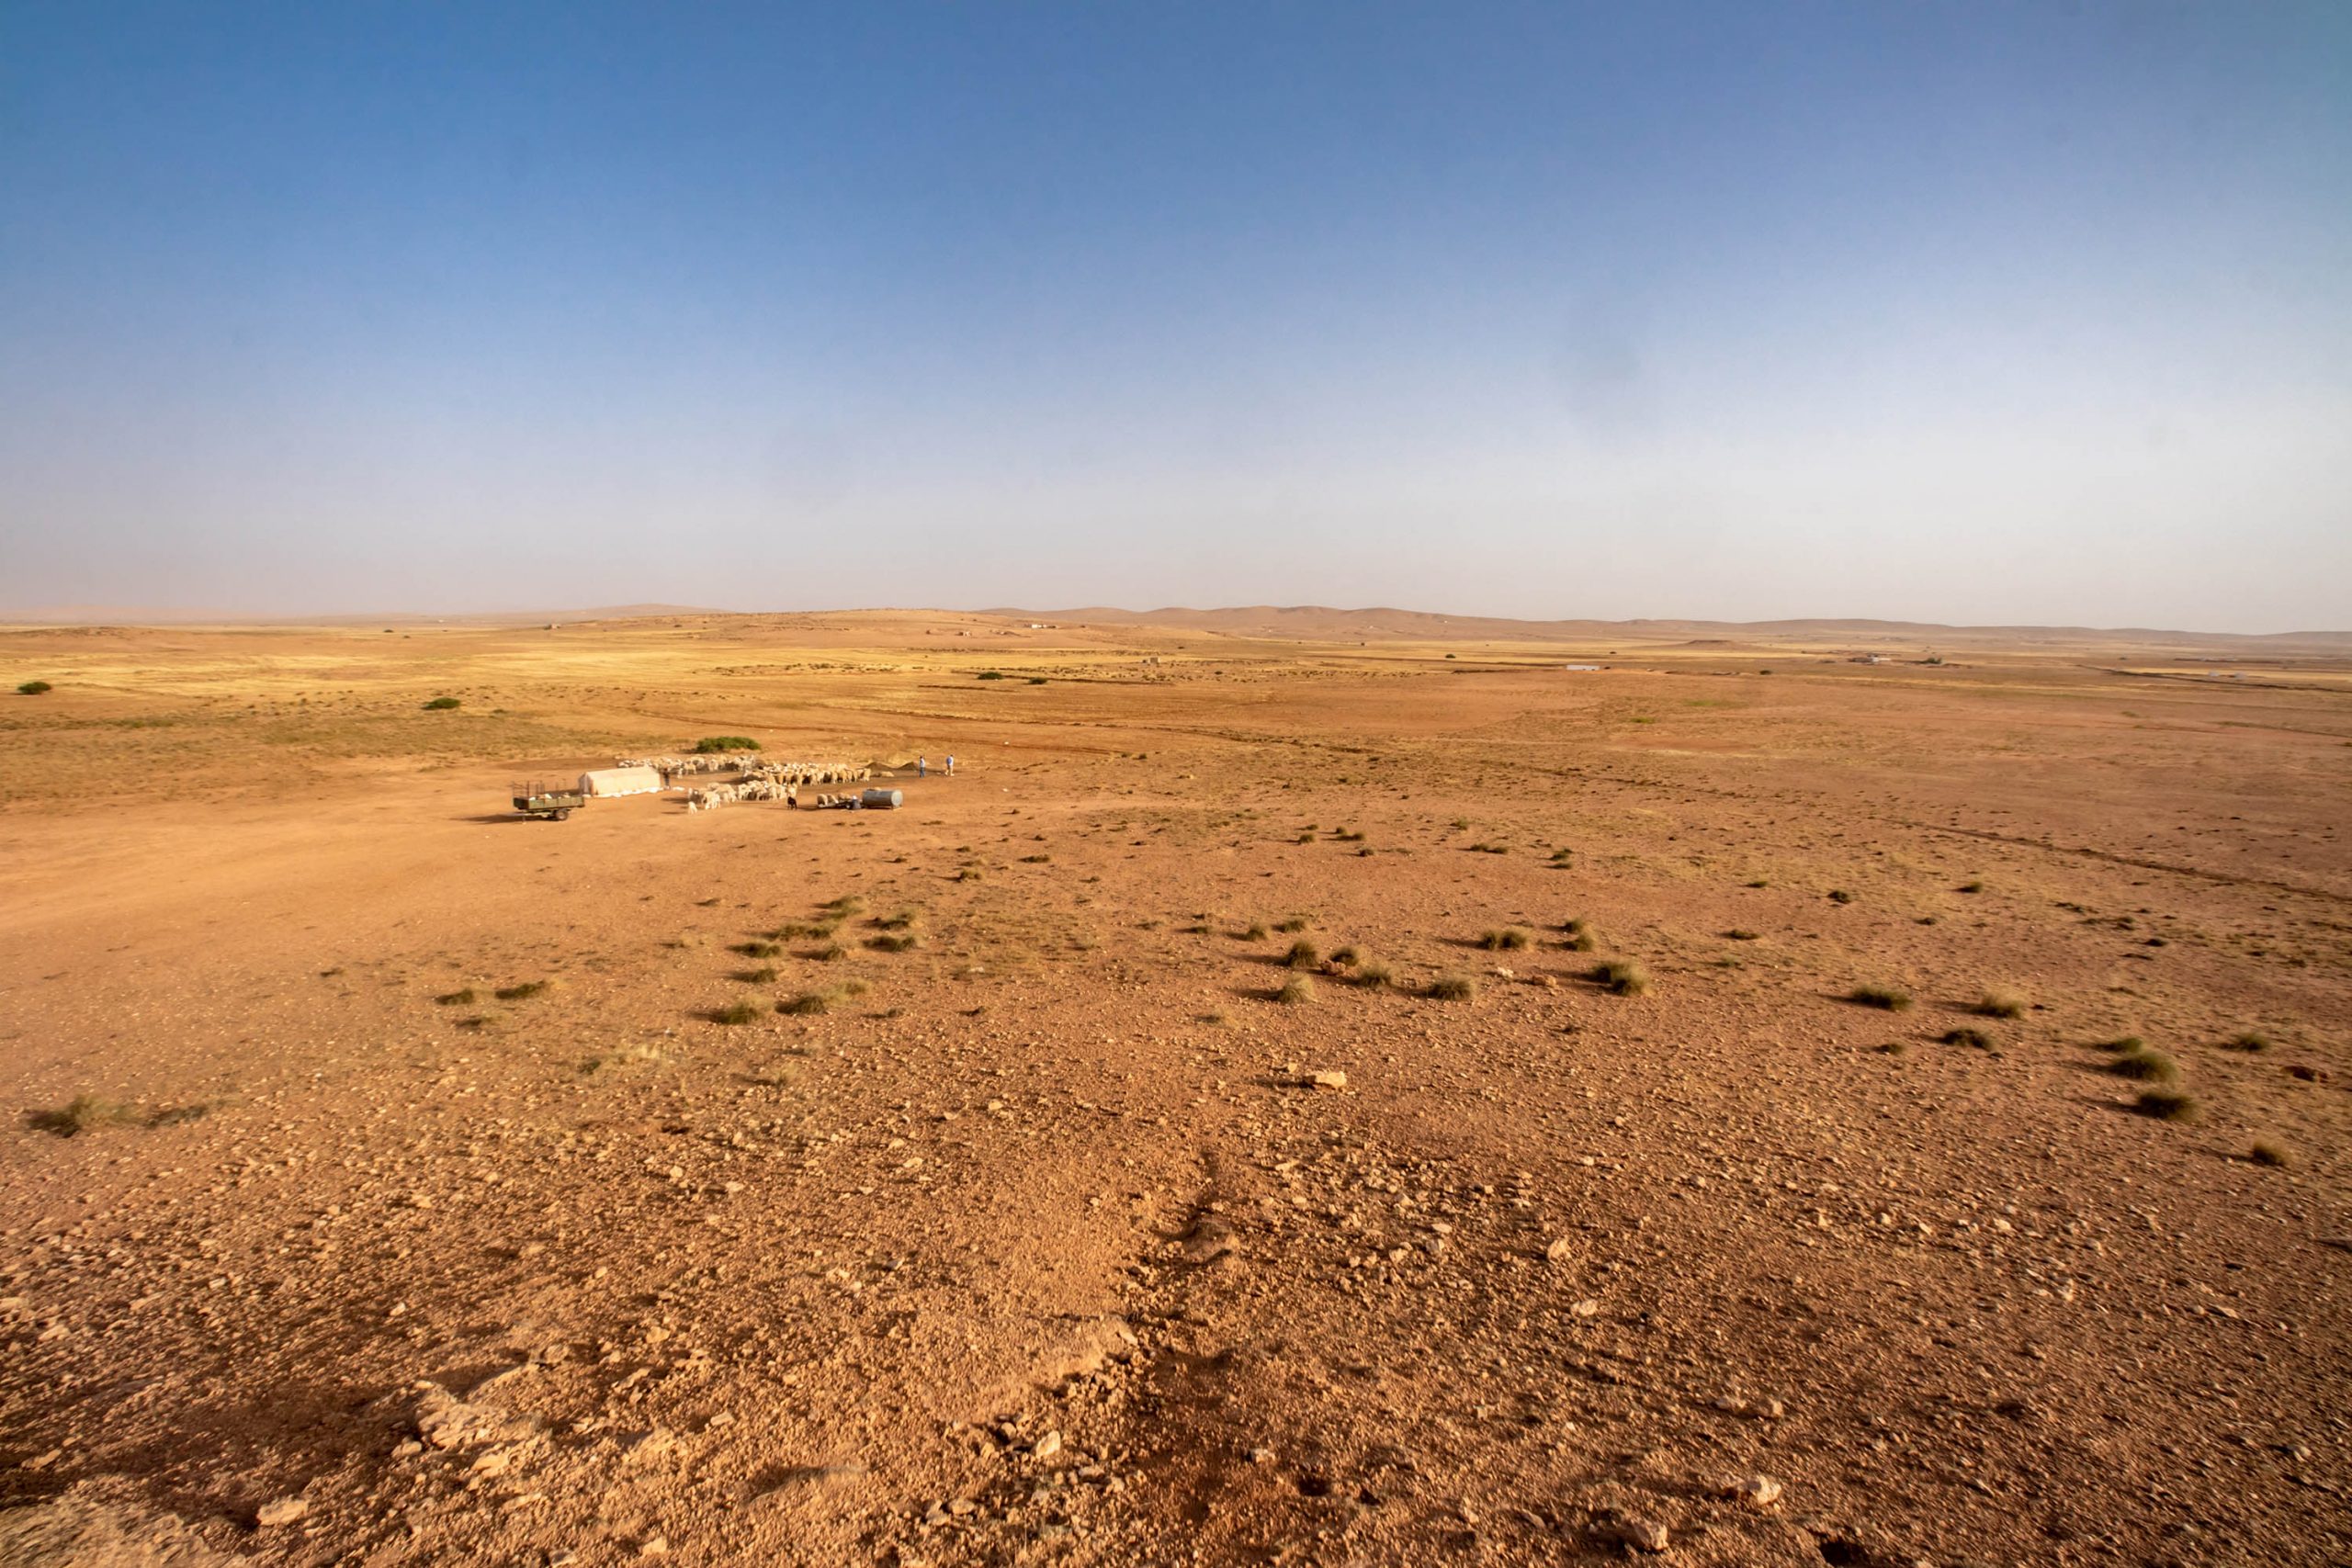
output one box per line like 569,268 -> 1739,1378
984,605 -> 2352,652
0,603 -> 724,627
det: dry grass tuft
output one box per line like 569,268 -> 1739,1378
1592,959 -> 1650,996
1426,973 -> 1478,1001
2249,1141 -> 2293,1168
435,987 -> 478,1007
2222,1032 -> 2272,1053
710,999 -> 764,1025
1480,927 -> 1532,952
1849,984 -> 1912,1011
1939,1026 -> 1994,1049
1973,989 -> 2027,1020
1282,939 -> 1321,970
2132,1089 -> 2199,1122
1274,976 -> 1316,1005
2107,1049 -> 2178,1084
493,979 -> 552,1001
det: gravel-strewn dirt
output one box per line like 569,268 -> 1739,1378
2,613 -> 2346,1565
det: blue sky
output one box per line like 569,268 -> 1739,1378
3,2 -> 2346,628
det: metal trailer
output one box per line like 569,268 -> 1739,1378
512,781 -> 586,820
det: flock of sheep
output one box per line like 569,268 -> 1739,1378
613,755 -> 874,813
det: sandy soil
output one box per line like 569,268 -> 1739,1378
1,612 -> 2346,1566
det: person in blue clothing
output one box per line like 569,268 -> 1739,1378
944,754 -> 955,775
917,755 -> 927,778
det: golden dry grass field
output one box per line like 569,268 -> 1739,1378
2,611 -> 2348,1566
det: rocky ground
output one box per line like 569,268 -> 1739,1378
1,613 -> 2346,1565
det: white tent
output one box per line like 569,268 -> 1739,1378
579,766 -> 664,796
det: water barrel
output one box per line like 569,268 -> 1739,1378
859,788 -> 904,810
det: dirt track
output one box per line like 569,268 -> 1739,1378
2,613 -> 2346,1565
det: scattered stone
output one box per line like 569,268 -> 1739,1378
1032,1430 -> 1063,1460
1545,1238 -> 1575,1263
1306,1070 -> 1348,1091
254,1496 -> 309,1529
1569,1298 -> 1601,1318
623,1428 -> 681,1468
1181,1218 -> 1238,1265
1725,1474 -> 1783,1509
1609,1513 -> 1670,1553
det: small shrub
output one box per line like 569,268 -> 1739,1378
1329,945 -> 1361,967
423,696 -> 461,710
1592,959 -> 1649,996
1355,958 -> 1394,987
1282,939 -> 1320,969
2133,1089 -> 2199,1122
876,908 -> 920,930
2108,1050 -> 2178,1083
1274,976 -> 1316,1005
2096,1034 -> 2146,1053
1467,842 -> 1508,854
1027,676 -> 1047,684
711,999 -> 764,1025
738,965 -> 779,984
693,736 -> 762,752
820,895 -> 865,915
956,867 -> 984,883
1940,1027 -> 1994,1049
867,932 -> 922,953
1241,922 -> 1270,942
28,1094 -> 137,1136
1724,929 -> 1759,942
435,987 -> 478,1007
779,988 -> 838,1016
736,941 -> 781,958
976,671 -> 1006,681
1849,985 -> 1912,1011
17,680 -> 52,695
1958,881 -> 1984,894
2249,1141 -> 2293,1168
1334,829 -> 1365,842
1549,847 -> 1573,863
1426,974 -> 1478,1001
1481,927 -> 1532,952
1827,889 -> 1854,905
1973,989 -> 2027,1020
493,980 -> 550,1001
1273,916 -> 1311,933
1295,830 -> 1316,843
810,942 -> 846,962
2222,1032 -> 2271,1053
1020,853 -> 1051,863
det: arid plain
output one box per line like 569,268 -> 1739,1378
2,609 -> 2347,1567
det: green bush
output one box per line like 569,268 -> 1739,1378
694,736 -> 761,752
976,671 -> 1007,681
2133,1090 -> 2198,1122
17,681 -> 51,695
423,696 -> 461,710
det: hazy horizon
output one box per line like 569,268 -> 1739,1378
5,3 -> 2348,633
